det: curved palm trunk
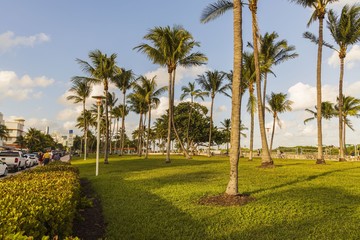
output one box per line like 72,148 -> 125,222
270,114 -> 276,152
238,93 -> 243,157
171,69 -> 191,159
120,90 -> 126,156
115,117 -> 120,154
166,71 -> 172,163
316,16 -> 325,164
208,97 -> 214,157
145,106 -> 152,159
104,83 -> 109,164
226,0 -> 242,195
83,101 -> 87,161
262,73 -> 268,119
343,120 -> 347,156
250,1 -> 273,167
338,57 -> 345,161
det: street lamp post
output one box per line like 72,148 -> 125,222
92,95 -> 105,176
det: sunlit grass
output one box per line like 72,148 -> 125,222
71,154 -> 360,239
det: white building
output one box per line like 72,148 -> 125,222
0,113 -> 4,146
4,118 -> 25,148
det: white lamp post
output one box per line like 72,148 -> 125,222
92,95 -> 105,176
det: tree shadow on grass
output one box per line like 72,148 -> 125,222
247,166 -> 360,195
225,186 -> 360,239
96,176 -> 208,240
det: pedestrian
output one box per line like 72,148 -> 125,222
38,152 -> 43,166
54,153 -> 60,161
43,149 -> 51,165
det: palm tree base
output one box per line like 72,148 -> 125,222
104,161 -> 109,164
338,158 -> 347,162
165,159 -> 171,164
316,159 -> 326,164
260,161 -> 274,168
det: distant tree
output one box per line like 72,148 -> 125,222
135,25 -> 207,162
0,124 -> 9,141
266,92 -> 293,152
304,101 -> 336,124
196,70 -> 231,157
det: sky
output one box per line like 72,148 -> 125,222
0,0 -> 359,149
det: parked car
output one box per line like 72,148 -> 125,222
0,151 -> 27,172
24,154 -> 39,167
0,160 -> 7,176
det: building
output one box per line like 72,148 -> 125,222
0,113 -> 4,146
4,118 -> 25,148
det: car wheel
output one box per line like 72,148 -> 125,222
3,168 -> 8,176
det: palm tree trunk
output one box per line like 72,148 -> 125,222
316,16 -> 325,164
208,97 -> 214,157
104,84 -> 109,164
83,101 -> 87,161
343,120 -> 347,156
249,89 -> 255,161
120,90 -> 126,156
226,0 -> 242,195
171,69 -> 191,159
338,57 -> 345,161
138,113 -> 143,157
166,71 -> 172,163
115,118 -> 119,154
250,1 -> 273,167
145,106 -> 152,159
262,73 -> 268,120
270,115 -> 276,152
186,100 -> 193,151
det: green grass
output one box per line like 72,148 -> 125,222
71,155 -> 360,240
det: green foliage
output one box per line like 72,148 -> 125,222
0,162 -> 80,239
73,155 -> 360,239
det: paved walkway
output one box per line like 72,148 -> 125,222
60,154 -> 70,162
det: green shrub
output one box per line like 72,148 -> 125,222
0,162 -> 80,239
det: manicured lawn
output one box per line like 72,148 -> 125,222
72,155 -> 360,240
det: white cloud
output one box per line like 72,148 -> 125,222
144,65 -> 209,87
288,82 -> 337,110
328,45 -> 360,69
0,31 -> 50,52
332,1 -> 356,9
0,71 -> 54,101
216,105 -> 227,113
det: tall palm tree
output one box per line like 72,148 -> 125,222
180,82 -> 207,151
133,75 -> 167,159
336,95 -> 360,157
201,0 -> 243,195
304,101 -> 336,124
289,0 -> 338,164
196,70 -> 231,157
111,104 -> 128,154
220,119 -> 231,155
266,92 -> 293,151
113,68 -> 135,155
67,77 -> 92,160
134,25 -> 207,163
106,92 -> 118,155
76,49 -> 119,164
327,4 -> 360,161
248,0 -> 273,167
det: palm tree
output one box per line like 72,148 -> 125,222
304,101 -> 336,124
0,124 -> 9,142
134,25 -> 207,163
248,0 -> 273,167
336,95 -> 360,157
220,119 -> 231,155
201,0 -> 243,195
249,32 -> 298,114
111,104 -> 128,154
107,92 -> 118,154
133,75 -> 167,159
76,49 -> 119,164
289,0 -> 338,164
113,68 -> 135,155
196,70 -> 231,157
180,82 -> 207,151
266,92 -> 293,151
327,4 -> 360,161
67,77 -> 92,160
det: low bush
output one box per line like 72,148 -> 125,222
0,162 -> 80,239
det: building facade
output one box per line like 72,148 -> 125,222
4,118 -> 25,148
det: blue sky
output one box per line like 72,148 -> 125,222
0,0 -> 359,149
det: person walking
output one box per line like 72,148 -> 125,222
43,149 -> 51,165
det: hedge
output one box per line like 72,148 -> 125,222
0,162 -> 81,239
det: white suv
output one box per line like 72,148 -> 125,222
0,151 -> 27,172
